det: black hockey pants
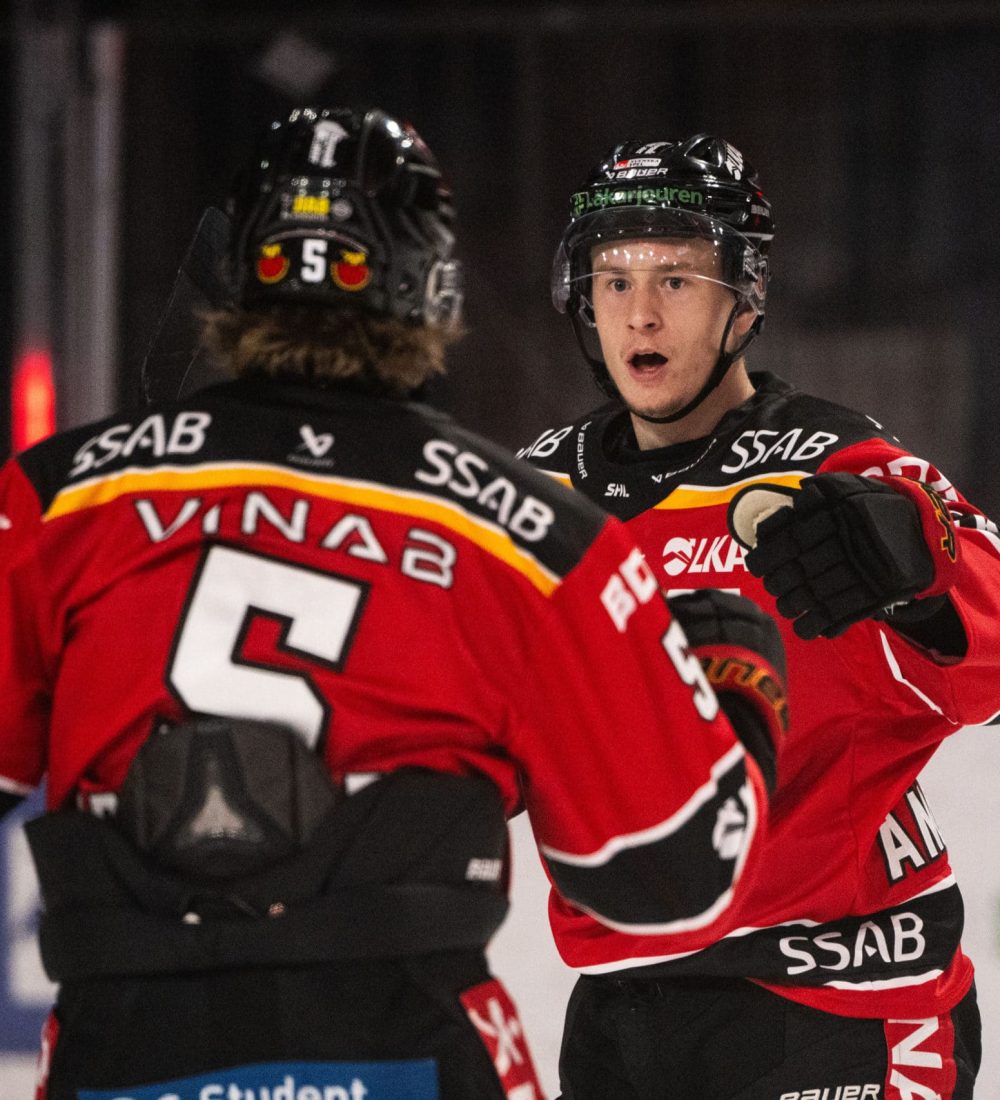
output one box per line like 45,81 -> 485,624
558,972 -> 981,1099
41,951 -> 534,1099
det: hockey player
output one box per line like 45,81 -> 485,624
0,110 -> 789,1100
520,134 -> 1000,1099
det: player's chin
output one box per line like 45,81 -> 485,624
615,371 -> 685,420
624,393 -> 685,422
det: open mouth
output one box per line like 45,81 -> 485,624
628,352 -> 667,371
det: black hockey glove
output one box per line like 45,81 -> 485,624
667,589 -> 788,796
729,473 -> 959,641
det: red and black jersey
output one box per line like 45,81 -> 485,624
0,374 -> 772,951
520,370 -> 1000,1019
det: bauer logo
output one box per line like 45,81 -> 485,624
77,1059 -> 439,1100
778,1088 -> 880,1099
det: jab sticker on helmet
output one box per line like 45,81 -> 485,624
256,244 -> 290,284
332,250 -> 371,291
291,194 -> 331,218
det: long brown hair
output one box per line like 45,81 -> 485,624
200,303 -> 459,396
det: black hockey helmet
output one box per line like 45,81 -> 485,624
228,105 -> 462,329
552,134 -> 774,420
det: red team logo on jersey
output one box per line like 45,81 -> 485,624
915,482 -> 957,563
460,979 -> 546,1099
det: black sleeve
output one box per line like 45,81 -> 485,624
881,595 -> 968,659
715,693 -> 778,797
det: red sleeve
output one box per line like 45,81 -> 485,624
819,438 -> 1000,726
509,515 -> 771,941
0,458 -> 50,798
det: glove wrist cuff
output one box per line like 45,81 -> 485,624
697,642 -> 789,749
881,476 -> 959,598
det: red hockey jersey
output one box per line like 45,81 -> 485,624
520,371 -> 1000,1018
0,375 -> 772,951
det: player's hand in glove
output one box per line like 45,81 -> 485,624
667,589 -> 788,795
728,473 -> 960,641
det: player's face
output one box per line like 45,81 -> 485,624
590,237 -> 753,423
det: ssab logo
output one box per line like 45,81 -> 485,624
662,535 -> 747,577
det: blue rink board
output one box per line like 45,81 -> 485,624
0,788 -> 50,1053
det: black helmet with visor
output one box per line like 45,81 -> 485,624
552,134 -> 773,421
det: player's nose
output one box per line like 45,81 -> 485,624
626,282 -> 663,330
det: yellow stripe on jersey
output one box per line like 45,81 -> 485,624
653,471 -> 807,511
538,469 -> 572,487
45,462 -> 560,595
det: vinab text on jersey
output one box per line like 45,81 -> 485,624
135,493 -> 458,590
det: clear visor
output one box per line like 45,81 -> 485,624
551,206 -> 767,318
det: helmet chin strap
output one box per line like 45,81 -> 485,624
633,300 -> 749,425
574,297 -> 760,424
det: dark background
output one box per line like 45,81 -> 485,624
4,1 -> 1000,513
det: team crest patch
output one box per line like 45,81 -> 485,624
331,249 -> 371,291
460,979 -> 547,1099
76,1059 -> 439,1099
256,244 -> 290,284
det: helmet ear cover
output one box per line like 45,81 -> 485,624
227,106 -> 463,330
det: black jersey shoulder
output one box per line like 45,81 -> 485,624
518,374 -> 900,520
25,376 -> 610,584
517,399 -> 621,481
428,416 -> 614,579
15,394 -> 161,513
710,373 -> 900,480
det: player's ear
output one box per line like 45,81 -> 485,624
727,300 -> 758,345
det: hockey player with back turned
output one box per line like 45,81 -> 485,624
0,109 -> 790,1099
520,133 -> 1000,1099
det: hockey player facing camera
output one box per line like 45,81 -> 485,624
520,134 -> 1000,1099
0,110 -> 790,1099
